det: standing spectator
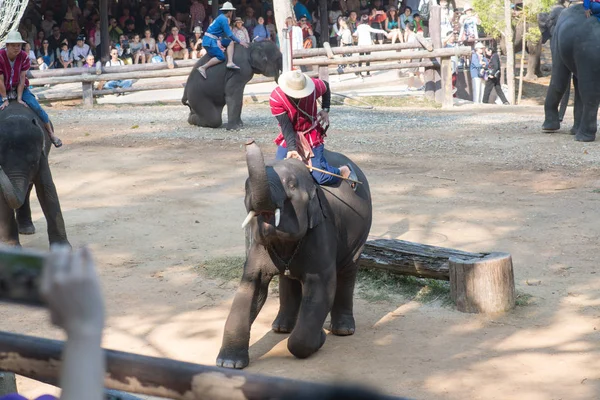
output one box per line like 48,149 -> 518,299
459,4 -> 481,46
354,14 -> 388,76
293,0 -> 312,22
440,0 -> 455,36
41,10 -> 57,38
141,28 -> 157,63
233,17 -> 251,44
58,40 -> 73,68
253,16 -> 271,42
61,11 -> 80,44
286,16 -> 304,51
34,30 -> 46,53
470,42 -> 486,103
482,46 -> 509,105
83,53 -> 96,68
369,8 -> 387,45
89,20 -> 101,56
243,7 -> 258,39
400,6 -> 413,30
72,35 -> 91,67
385,7 -> 401,44
166,26 -> 189,63
36,39 -> 54,70
298,16 -> 317,48
190,0 -> 206,32
130,34 -> 145,64
347,11 -> 358,38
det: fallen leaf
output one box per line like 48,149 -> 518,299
131,125 -> 139,129
526,280 -> 542,286
581,378 -> 587,384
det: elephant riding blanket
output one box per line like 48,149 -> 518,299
182,41 -> 281,130
541,4 -> 600,142
0,102 -> 69,247
216,141 -> 372,369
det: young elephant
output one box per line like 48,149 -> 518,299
0,102 -> 69,247
216,140 -> 372,369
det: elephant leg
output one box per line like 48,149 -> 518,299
225,84 -> 245,131
570,75 -> 581,135
33,156 -> 70,247
0,205 -> 20,246
543,58 -> 571,132
272,275 -> 302,333
217,254 -> 273,369
188,104 -> 223,128
287,270 -> 335,359
16,184 -> 35,235
330,265 -> 357,336
574,84 -> 599,142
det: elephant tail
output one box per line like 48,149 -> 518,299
0,166 -> 26,209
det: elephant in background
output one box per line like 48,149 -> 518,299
541,4 -> 599,142
182,41 -> 282,130
0,103 -> 69,247
216,141 -> 372,369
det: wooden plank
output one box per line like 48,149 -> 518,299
82,82 -> 94,108
441,57 -> 453,108
293,42 -> 430,57
318,65 -> 329,82
0,331 -> 406,400
359,239 -> 486,281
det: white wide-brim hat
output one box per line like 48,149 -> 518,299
278,70 -> 315,99
474,42 -> 485,49
4,31 -> 26,44
463,3 -> 473,11
220,2 -> 237,11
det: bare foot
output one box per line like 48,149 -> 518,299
197,67 -> 207,79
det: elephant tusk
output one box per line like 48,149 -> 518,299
241,211 -> 256,229
275,208 -> 280,227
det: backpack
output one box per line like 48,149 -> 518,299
419,0 -> 430,21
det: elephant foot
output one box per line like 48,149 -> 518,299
329,314 -> 356,336
287,330 -> 326,359
17,221 -> 35,235
226,122 -> 244,131
570,126 -> 578,135
542,120 -> 560,133
272,313 -> 297,333
50,239 -> 72,249
575,134 -> 596,142
216,347 -> 249,369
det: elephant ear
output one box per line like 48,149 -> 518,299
307,186 -> 328,229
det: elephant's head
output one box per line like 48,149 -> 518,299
0,105 -> 45,209
538,3 -> 565,44
242,140 -> 324,246
248,41 -> 282,83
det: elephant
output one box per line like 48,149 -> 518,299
182,41 -> 282,131
216,140 -> 372,369
541,4 -> 600,142
0,102 -> 69,247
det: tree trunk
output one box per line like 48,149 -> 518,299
504,0 -> 515,104
525,39 -> 542,80
450,252 -> 516,313
100,0 -> 110,63
517,1 -> 526,104
319,0 -> 328,48
273,0 -> 294,52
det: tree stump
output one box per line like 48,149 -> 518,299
0,372 -> 17,395
450,252 -> 515,313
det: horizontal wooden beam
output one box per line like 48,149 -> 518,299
0,331 -> 406,400
293,42 -> 429,57
359,239 -> 487,280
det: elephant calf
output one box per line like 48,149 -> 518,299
0,103 -> 69,247
216,141 -> 372,369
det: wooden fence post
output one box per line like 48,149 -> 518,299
425,4 -> 442,103
82,82 -> 94,108
441,57 -> 453,108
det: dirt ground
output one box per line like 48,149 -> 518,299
3,100 -> 600,400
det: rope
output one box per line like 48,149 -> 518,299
0,0 -> 28,47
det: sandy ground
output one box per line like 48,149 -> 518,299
3,101 -> 600,400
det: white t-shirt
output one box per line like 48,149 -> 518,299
105,59 -> 124,67
354,24 -> 386,46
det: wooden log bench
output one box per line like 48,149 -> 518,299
359,239 -> 515,313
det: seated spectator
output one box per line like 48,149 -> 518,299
58,41 -> 73,68
108,18 -> 123,44
36,39 -> 54,70
190,0 -> 206,32
265,9 -> 275,26
413,13 -> 424,34
166,26 -> 189,62
34,30 -> 45,54
143,15 -> 159,38
61,11 -> 80,44
400,6 -> 414,30
385,7 -> 402,44
72,35 -> 91,67
104,48 -> 134,91
83,53 -> 96,68
41,10 -> 56,38
298,16 -> 316,48
156,33 -> 168,60
189,26 -> 205,59
253,16 -> 270,42
123,19 -> 137,37
243,7 -> 258,39
232,17 -> 251,44
48,25 -> 66,62
22,42 -> 38,70
368,7 -> 387,45
141,29 -> 157,63
331,15 -> 343,46
130,34 -> 145,64
116,35 -> 133,65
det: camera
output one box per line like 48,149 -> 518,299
0,246 -> 46,307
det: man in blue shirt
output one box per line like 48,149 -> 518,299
584,0 -> 600,21
293,0 -> 311,23
197,2 -> 249,79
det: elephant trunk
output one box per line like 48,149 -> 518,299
0,167 -> 26,210
245,139 -> 275,213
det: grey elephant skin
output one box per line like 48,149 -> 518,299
216,142 -> 372,369
541,4 -> 599,142
182,41 -> 281,130
0,103 -> 69,247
